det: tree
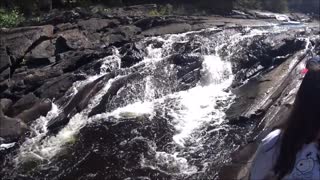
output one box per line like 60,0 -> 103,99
39,0 -> 52,11
261,0 -> 288,12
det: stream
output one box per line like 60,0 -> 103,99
1,20 -> 318,180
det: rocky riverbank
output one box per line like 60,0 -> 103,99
0,4 -> 319,180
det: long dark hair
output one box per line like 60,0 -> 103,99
273,57 -> 320,179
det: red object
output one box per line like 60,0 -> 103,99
301,68 -> 309,74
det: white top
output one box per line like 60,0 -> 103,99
250,129 -> 320,180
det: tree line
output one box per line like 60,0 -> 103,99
0,0 -> 319,17
235,0 -> 319,14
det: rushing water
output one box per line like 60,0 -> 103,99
1,23 -> 313,179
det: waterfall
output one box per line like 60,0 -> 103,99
1,23 -> 311,179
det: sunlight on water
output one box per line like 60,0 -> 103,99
171,55 -> 234,146
15,103 -> 61,164
98,101 -> 156,119
14,54 -> 121,165
9,23 -> 309,177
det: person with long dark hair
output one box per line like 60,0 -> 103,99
250,56 -> 320,180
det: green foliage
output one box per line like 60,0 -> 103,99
261,0 -> 288,12
0,8 -> 24,28
235,0 -> 289,12
148,4 -> 173,16
235,0 -> 261,9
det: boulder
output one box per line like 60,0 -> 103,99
55,49 -> 113,73
0,98 -> 12,114
25,40 -> 55,66
55,23 -> 78,33
34,73 -> 86,100
45,116 -> 173,180
142,23 -> 192,36
120,43 -> 145,68
0,68 -> 10,82
168,54 -> 203,91
78,18 -> 117,32
0,25 -> 54,63
101,25 -> 141,47
56,29 -> 93,50
16,99 -> 52,124
88,72 -> 143,117
0,46 -> 11,73
24,39 -> 56,66
8,93 -> 39,117
134,16 -> 181,31
0,104 -> 28,141
47,73 -> 115,131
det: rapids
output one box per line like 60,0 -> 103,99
1,22 -> 317,180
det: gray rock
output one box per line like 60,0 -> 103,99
9,93 -> 39,117
0,98 -> 12,114
142,23 -> 192,36
0,68 -> 10,82
0,104 -> 28,141
47,73 -> 115,131
56,29 -> 94,50
24,39 -> 56,66
0,49 -> 11,73
0,25 -> 54,63
16,99 -> 52,124
78,18 -> 117,32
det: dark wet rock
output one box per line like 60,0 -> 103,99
39,114 -> 174,180
134,16 -> 183,31
0,46 -> 11,73
168,54 -> 203,91
219,52 -> 309,180
142,23 -> 192,36
0,5 -> 318,180
0,98 -> 12,114
0,104 -> 28,142
101,25 -> 141,47
34,73 -> 86,100
54,36 -> 72,54
24,39 -> 56,67
89,72 -> 143,117
0,68 -> 10,82
56,49 -> 113,73
224,29 -> 306,84
120,43 -> 145,68
0,25 -> 54,63
10,68 -> 63,97
55,23 -> 78,33
56,29 -> 94,50
78,18 -> 118,33
8,93 -> 39,117
16,99 -> 52,124
290,13 -> 312,22
1,48 -> 111,107
47,73 -> 115,131
116,25 -> 141,39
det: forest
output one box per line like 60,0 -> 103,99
0,0 -> 319,28
1,0 -> 319,15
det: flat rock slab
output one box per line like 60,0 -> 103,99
0,25 -> 54,62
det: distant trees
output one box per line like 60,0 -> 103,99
288,0 -> 320,14
235,0 -> 288,12
261,0 -> 288,12
0,0 -> 319,17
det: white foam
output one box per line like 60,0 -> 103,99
170,55 -> 234,146
14,55 -> 119,164
0,142 -> 16,151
